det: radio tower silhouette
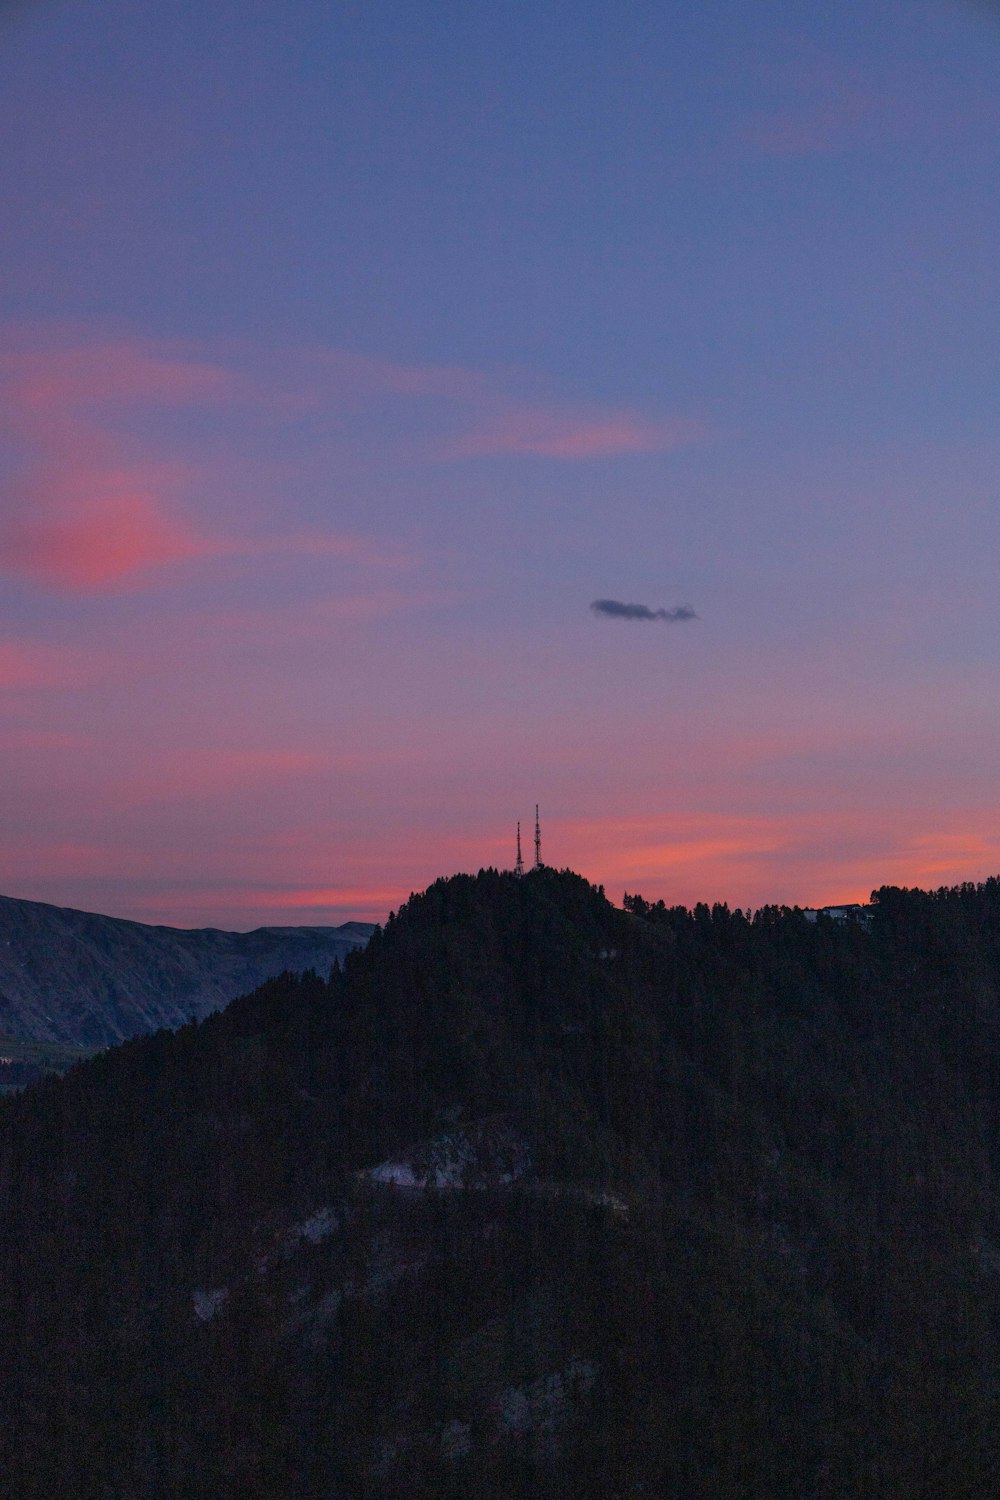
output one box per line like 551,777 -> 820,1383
514,821 -> 524,877
534,805 -> 542,870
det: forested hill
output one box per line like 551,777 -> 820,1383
2,867 -> 1000,1497
0,891 -> 375,1046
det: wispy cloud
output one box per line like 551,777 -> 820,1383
0,333 -> 405,591
443,407 -> 702,461
739,90 -> 870,158
0,326 -> 702,594
731,50 -> 874,160
0,335 -> 238,422
0,639 -> 86,689
232,531 -> 408,570
0,481 -> 394,593
557,809 -> 1000,911
110,748 -> 339,808
112,881 -> 409,925
591,598 -> 698,623
0,337 -> 233,591
0,729 -> 92,750
301,345 -> 704,461
222,884 -> 408,912
0,484 -> 208,589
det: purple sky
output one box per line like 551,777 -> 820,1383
0,0 -> 998,926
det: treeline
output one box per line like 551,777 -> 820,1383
0,868 -> 999,1496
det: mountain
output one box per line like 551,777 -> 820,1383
0,891 -> 375,1046
1,867 -> 1000,1497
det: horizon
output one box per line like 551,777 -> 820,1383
2,853 -> 993,934
2,1 -> 999,927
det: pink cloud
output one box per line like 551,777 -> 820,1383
0,332 -> 419,592
132,748 -> 335,803
2,842 -> 118,879
0,730 -> 92,749
732,50 -> 874,160
0,491 -> 400,593
554,807 -> 1000,911
0,326 -> 701,597
0,335 -> 232,590
107,882 -> 408,926
302,345 -> 702,461
446,406 -> 704,460
0,486 -> 209,589
0,641 -> 58,689
740,93 -> 870,157
301,347 -> 487,404
192,586 -> 461,640
0,639 -> 84,690
236,531 -> 411,570
224,884 -> 409,911
7,796 -> 1000,932
732,40 -> 1000,163
0,334 -> 238,424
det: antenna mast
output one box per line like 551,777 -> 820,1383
515,821 -> 524,877
534,804 -> 542,870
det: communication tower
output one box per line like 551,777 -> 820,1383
515,821 -> 524,877
534,805 -> 542,870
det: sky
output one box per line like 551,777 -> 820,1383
0,0 -> 998,927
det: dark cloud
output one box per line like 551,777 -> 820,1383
590,598 -> 697,623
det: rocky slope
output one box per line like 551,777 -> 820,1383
0,892 -> 374,1045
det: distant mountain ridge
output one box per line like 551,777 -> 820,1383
0,892 -> 375,1046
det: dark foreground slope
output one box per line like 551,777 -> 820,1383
0,891 -> 374,1045
1,868 -> 1000,1498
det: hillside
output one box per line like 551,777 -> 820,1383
1,867 -> 1000,1497
0,892 -> 374,1046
